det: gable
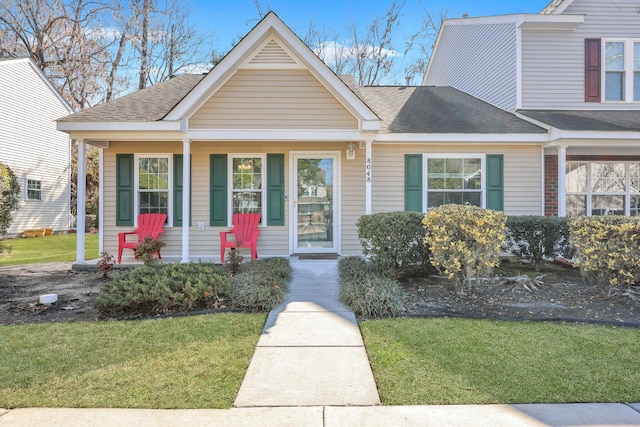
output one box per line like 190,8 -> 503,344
189,68 -> 358,130
243,35 -> 305,69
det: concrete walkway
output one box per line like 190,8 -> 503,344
234,258 -> 381,407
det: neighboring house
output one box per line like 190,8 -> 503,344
59,12 -> 548,263
425,0 -> 640,217
0,57 -> 74,236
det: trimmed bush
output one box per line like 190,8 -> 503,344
569,216 -> 640,296
357,211 -> 431,276
230,257 -> 291,311
505,216 -> 571,271
94,262 -> 229,316
338,256 -> 405,318
423,205 -> 506,295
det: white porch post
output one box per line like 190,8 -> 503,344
181,139 -> 191,263
76,139 -> 87,263
365,140 -> 372,214
98,147 -> 104,254
557,146 -> 567,217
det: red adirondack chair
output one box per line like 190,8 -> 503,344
117,213 -> 167,263
219,213 -> 261,261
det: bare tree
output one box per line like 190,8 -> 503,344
404,6 -> 448,85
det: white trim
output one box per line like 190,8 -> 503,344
76,140 -> 86,264
133,154 -> 174,227
365,140 -> 372,215
373,133 -> 548,143
186,129 -> 366,141
181,140 -> 191,263
98,147 -> 104,254
435,14 -> 582,29
57,121 -> 184,132
544,0 -> 574,15
289,151 -> 341,254
540,146 -> 546,216
557,146 -> 567,217
422,153 -> 486,211
227,153 -> 267,227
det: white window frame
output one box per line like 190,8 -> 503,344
565,161 -> 640,216
422,154 -> 486,212
26,178 -> 42,201
602,38 -> 640,103
134,154 -> 173,226
228,153 -> 266,226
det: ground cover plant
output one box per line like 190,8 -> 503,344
0,233 -> 98,266
0,314 -> 265,409
230,257 -> 292,311
361,317 -> 640,405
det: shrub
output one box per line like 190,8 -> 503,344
94,262 -> 229,316
230,257 -> 291,311
134,237 -> 167,265
0,161 -> 20,253
357,211 -> 431,276
423,205 -> 506,295
505,216 -> 571,271
569,216 -> 640,296
338,256 -> 405,318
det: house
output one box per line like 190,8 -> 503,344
424,0 -> 640,217
0,57 -> 74,236
59,12 -> 550,264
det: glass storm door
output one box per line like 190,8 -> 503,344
293,153 -> 338,253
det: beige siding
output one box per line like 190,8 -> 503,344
0,60 -> 71,235
522,0 -> 640,109
103,141 -> 365,261
425,23 -> 518,111
372,143 -> 543,216
189,69 -> 358,129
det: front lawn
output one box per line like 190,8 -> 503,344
0,233 -> 98,266
0,314 -> 264,409
361,318 -> 640,405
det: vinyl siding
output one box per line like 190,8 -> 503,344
189,69 -> 358,129
522,0 -> 640,109
372,143 -> 542,216
0,60 -> 71,235
424,23 -> 518,112
103,141 -> 365,261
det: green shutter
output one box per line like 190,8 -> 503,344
486,154 -> 504,211
210,154 -> 228,226
267,154 -> 285,225
173,154 -> 191,226
405,154 -> 423,212
116,154 -> 134,226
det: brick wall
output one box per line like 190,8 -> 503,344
544,155 -> 558,216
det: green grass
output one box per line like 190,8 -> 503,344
0,314 -> 265,408
361,318 -> 640,405
0,233 -> 98,266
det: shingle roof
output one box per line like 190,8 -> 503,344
58,74 -> 205,122
518,110 -> 640,131
356,86 -> 546,134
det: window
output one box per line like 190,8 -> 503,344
26,179 -> 42,201
603,39 -> 640,102
135,155 -> 171,224
566,161 -> 640,216
230,155 -> 265,219
424,155 -> 484,209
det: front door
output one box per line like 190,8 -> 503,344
291,152 -> 339,254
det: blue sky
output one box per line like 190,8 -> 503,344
192,0 -> 552,51
188,0 -> 553,83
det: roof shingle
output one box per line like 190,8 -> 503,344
518,110 -> 640,131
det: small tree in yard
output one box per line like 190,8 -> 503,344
423,204 -> 506,296
0,161 -> 20,253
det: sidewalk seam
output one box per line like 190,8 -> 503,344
625,402 -> 640,414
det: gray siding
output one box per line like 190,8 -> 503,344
0,60 -> 71,235
425,23 -> 518,112
522,0 -> 640,109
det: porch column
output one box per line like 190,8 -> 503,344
181,139 -> 191,263
98,147 -> 104,254
557,146 -> 567,217
365,140 -> 372,214
76,139 -> 86,263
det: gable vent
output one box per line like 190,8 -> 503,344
242,36 -> 305,69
